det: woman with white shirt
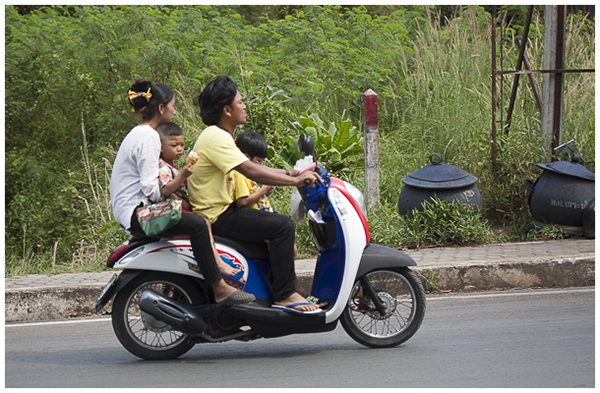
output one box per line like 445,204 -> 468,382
109,77 -> 254,306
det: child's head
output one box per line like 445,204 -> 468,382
236,130 -> 268,165
156,122 -> 185,162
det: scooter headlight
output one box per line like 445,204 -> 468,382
343,181 -> 368,221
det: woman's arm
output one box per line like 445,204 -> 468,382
137,135 -> 163,203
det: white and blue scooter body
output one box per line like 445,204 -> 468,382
108,237 -> 273,300
300,176 -> 369,323
99,160 -> 414,337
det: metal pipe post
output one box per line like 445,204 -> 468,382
363,88 -> 380,216
491,5 -> 498,172
541,5 -> 567,159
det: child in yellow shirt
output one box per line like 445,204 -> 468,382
233,130 -> 318,303
233,130 -> 274,211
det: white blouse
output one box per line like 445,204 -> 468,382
109,124 -> 162,231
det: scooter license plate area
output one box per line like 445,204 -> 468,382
96,273 -> 118,304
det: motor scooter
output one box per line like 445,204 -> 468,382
95,134 -> 426,360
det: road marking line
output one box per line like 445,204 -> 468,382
427,287 -> 594,301
6,316 -> 112,328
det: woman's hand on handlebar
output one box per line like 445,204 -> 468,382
295,171 -> 321,188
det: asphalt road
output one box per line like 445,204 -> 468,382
5,287 -> 594,388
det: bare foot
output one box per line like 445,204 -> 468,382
274,292 -> 320,312
217,258 -> 241,277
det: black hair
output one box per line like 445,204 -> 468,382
198,76 -> 238,126
236,130 -> 268,159
128,77 -> 174,121
156,122 -> 183,144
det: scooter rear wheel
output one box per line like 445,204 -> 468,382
340,268 -> 426,348
112,272 -> 205,360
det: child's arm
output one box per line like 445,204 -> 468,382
161,163 -> 194,198
236,185 -> 274,208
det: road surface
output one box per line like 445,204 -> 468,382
5,287 -> 594,388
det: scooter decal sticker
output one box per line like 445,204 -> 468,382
148,244 -> 198,269
218,251 -> 247,287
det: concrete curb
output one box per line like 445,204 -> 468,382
5,286 -> 105,323
412,256 -> 595,292
6,255 -> 593,323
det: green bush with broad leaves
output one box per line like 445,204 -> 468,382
268,111 -> 364,172
292,112 -> 364,172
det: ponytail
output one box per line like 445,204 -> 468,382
127,78 -> 174,120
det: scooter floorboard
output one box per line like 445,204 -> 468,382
223,301 -> 336,338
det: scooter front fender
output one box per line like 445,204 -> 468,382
356,243 -> 417,278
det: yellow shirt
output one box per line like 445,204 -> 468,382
233,171 -> 273,212
187,126 -> 248,223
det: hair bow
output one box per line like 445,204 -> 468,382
128,87 -> 152,104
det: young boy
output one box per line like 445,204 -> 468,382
233,130 -> 274,212
157,122 -> 194,211
157,122 -> 240,277
233,130 -> 318,303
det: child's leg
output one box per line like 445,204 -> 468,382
203,217 -> 241,277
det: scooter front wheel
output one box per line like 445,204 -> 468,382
340,268 -> 426,348
112,272 -> 206,360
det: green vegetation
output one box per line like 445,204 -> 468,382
5,5 -> 595,275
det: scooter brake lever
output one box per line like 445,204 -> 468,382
304,176 -> 326,188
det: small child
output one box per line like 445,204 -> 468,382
157,122 -> 240,277
234,130 -> 317,302
156,122 -> 194,212
233,130 -> 274,211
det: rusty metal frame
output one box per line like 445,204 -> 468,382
491,5 -> 595,170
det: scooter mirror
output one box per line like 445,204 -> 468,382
298,133 -> 315,157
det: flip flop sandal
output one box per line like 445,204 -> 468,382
271,301 -> 323,315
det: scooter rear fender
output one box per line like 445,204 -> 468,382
94,269 -> 143,313
356,243 -> 417,278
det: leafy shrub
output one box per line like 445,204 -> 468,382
239,85 -> 296,151
268,112 -> 364,172
397,198 -> 494,249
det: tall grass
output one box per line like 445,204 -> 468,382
6,120 -> 127,276
376,8 -> 593,228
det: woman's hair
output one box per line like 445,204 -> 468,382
236,130 -> 268,159
198,76 -> 238,126
128,77 -> 174,121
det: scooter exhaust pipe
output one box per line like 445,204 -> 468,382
138,289 -> 207,334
